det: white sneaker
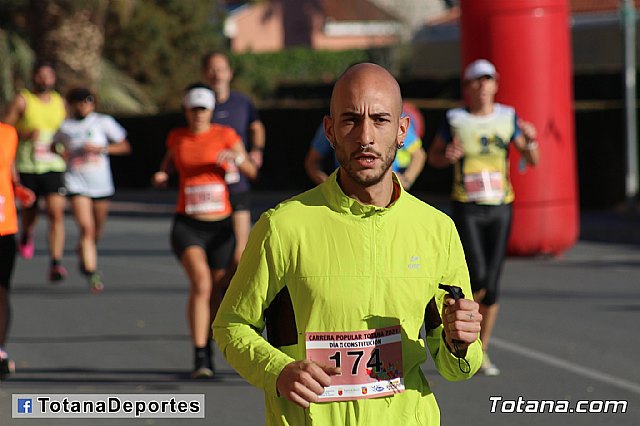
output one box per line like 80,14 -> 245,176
480,352 -> 500,376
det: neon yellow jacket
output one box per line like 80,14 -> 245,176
213,171 -> 482,425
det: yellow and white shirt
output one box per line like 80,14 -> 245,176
15,89 -> 66,174
441,104 -> 521,205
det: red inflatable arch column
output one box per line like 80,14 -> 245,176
460,0 -> 579,255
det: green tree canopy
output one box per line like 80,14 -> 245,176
0,0 -> 225,113
103,0 -> 225,110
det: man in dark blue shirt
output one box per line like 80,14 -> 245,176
201,52 -> 266,275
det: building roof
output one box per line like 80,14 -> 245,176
571,0 -> 639,14
321,0 -> 400,22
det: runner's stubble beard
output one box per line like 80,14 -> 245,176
336,141 -> 398,187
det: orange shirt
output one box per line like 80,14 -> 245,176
167,124 -> 240,217
0,123 -> 19,235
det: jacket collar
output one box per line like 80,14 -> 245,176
320,169 -> 403,217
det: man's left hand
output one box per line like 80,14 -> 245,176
442,297 -> 482,355
518,119 -> 537,142
249,150 -> 263,168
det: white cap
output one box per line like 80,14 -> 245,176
463,59 -> 497,81
183,87 -> 215,110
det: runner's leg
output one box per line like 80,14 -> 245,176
92,198 -> 110,243
45,193 -> 66,262
230,209 -> 251,270
180,247 -> 214,348
70,195 -> 97,273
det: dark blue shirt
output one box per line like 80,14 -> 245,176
212,92 -> 259,151
212,91 -> 260,193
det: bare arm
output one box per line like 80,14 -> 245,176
106,139 -> 131,156
10,162 -> 19,186
151,149 -> 174,188
398,146 -> 427,189
428,134 -> 464,169
304,148 -> 329,185
84,139 -> 132,156
2,95 -> 34,140
2,94 -> 24,126
512,119 -> 539,166
218,141 -> 258,180
248,120 -> 266,168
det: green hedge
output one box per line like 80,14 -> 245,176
230,48 -> 380,99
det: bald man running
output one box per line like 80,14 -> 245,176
214,63 -> 483,425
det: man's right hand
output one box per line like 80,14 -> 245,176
151,171 -> 169,188
276,360 -> 341,408
18,129 -> 40,142
14,185 -> 36,208
445,137 -> 464,164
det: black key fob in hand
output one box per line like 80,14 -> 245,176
438,283 -> 465,300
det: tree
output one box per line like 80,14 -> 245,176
103,0 -> 226,109
28,0 -> 109,91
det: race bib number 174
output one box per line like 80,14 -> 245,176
305,325 -> 404,402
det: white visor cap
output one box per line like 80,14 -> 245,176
463,59 -> 497,81
183,87 -> 215,110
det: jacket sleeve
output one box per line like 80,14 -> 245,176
212,212 -> 295,395
425,219 -> 482,381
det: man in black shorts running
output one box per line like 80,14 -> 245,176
2,61 -> 68,282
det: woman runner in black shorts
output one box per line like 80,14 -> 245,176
152,84 -> 256,378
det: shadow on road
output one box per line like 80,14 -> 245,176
4,368 -> 249,385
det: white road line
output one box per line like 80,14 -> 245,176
491,337 -> 640,396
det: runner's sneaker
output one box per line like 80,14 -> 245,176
48,264 -> 68,282
480,352 -> 500,376
89,272 -> 104,293
18,237 -> 34,260
191,355 -> 214,379
0,355 -> 15,380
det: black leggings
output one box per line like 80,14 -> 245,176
452,202 -> 512,306
0,235 -> 16,289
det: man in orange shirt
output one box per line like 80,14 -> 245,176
0,122 -> 35,380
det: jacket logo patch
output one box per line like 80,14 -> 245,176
408,255 -> 421,270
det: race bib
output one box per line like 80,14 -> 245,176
463,170 -> 504,202
33,141 -> 57,162
305,325 -> 404,402
69,152 -> 104,172
184,183 -> 226,215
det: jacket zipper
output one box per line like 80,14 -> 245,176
371,214 -> 377,313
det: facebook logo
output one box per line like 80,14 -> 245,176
17,398 -> 32,414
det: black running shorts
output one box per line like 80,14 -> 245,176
19,172 -> 66,198
170,214 -> 234,270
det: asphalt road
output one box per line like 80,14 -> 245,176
0,202 -> 638,425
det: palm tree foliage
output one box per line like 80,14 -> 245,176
0,0 -> 225,113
